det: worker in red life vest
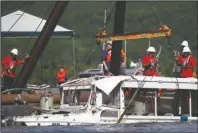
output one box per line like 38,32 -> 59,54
176,46 -> 196,78
141,46 -> 162,99
172,40 -> 189,77
56,66 -> 68,96
172,41 -> 190,115
1,48 -> 29,91
174,46 -> 196,115
141,46 -> 159,76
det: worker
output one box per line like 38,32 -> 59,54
176,46 -> 196,78
141,46 -> 162,111
174,46 -> 196,115
172,40 -> 190,115
102,41 -> 112,76
172,40 -> 189,77
120,49 -> 127,75
141,46 -> 159,76
1,48 -> 29,91
102,41 -> 127,76
56,66 -> 68,96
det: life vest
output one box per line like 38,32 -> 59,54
105,49 -> 126,63
105,50 -> 112,63
1,55 -> 23,78
177,55 -> 196,78
141,55 -> 158,76
57,69 -> 68,83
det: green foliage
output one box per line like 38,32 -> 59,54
1,1 -> 197,85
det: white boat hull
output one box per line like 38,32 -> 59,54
8,112 -> 198,127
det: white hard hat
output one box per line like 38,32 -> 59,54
10,48 -> 19,55
182,46 -> 191,53
107,41 -> 112,44
181,40 -> 188,47
146,46 -> 156,52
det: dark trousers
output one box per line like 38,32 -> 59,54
1,75 -> 14,92
172,72 -> 180,77
103,62 -> 126,75
103,62 -> 111,75
58,82 -> 64,99
172,71 -> 189,115
172,90 -> 189,115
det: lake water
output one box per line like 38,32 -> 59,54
1,122 -> 197,132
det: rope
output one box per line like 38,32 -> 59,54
117,75 -> 151,123
151,5 -> 164,25
19,2 -> 55,57
2,2 -> 35,40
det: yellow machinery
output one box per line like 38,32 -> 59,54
96,24 -> 172,43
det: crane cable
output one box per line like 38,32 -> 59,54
19,2 -> 55,85
87,2 -> 116,65
103,2 -> 116,30
150,5 -> 165,62
1,2 -> 35,40
132,6 -> 162,61
19,2 -> 55,57
151,6 -> 180,109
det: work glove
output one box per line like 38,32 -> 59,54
150,62 -> 154,67
151,62 -> 156,67
7,68 -> 13,73
193,72 -> 197,78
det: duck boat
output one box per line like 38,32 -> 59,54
2,75 -> 197,126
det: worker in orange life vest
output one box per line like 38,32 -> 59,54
119,49 -> 127,75
56,66 -> 68,96
1,48 -> 29,91
102,41 -> 127,75
102,41 -> 112,76
56,66 -> 68,85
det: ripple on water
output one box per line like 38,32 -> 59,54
1,122 -> 197,132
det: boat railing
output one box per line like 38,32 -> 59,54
119,76 -> 197,119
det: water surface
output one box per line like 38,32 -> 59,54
1,122 -> 197,132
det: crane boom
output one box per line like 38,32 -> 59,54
14,1 -> 69,88
96,24 -> 172,43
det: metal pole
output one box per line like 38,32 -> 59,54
14,1 -> 69,88
154,90 -> 157,116
110,1 -> 126,76
189,91 -> 192,117
124,40 -> 127,54
102,9 -> 107,50
72,37 -> 76,78
40,54 -> 43,84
